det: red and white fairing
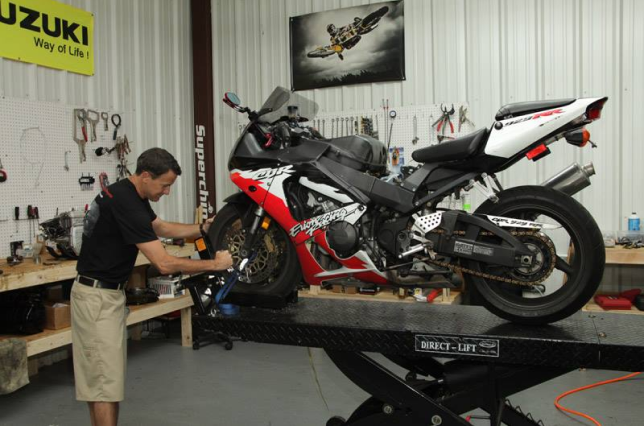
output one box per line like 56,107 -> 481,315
230,166 -> 388,286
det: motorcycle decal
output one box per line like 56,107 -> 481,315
289,203 -> 365,237
485,215 -> 560,230
504,108 -> 564,126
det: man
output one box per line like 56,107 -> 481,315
72,148 -> 232,426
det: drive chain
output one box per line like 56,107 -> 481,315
425,230 -> 558,287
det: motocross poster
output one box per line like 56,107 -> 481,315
290,1 -> 405,91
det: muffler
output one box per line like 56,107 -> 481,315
541,162 -> 595,196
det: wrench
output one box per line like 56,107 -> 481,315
101,112 -> 109,131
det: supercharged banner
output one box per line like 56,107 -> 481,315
0,0 -> 94,75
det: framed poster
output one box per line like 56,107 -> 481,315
290,1 -> 405,91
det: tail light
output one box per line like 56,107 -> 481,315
586,97 -> 608,121
565,128 -> 590,147
526,144 -> 550,161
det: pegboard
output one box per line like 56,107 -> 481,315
0,96 -> 133,258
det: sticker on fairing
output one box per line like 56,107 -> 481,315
415,335 -> 500,358
289,204 -> 362,237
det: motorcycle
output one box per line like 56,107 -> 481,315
209,87 -> 607,325
307,6 -> 389,61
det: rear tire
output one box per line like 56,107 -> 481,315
464,186 -> 604,324
208,203 -> 301,296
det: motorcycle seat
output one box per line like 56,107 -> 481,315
411,128 -> 488,164
495,99 -> 575,121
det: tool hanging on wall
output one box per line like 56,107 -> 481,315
73,109 -> 87,162
432,104 -> 455,142
99,172 -> 113,198
101,112 -> 109,131
458,105 -> 475,132
0,158 -> 7,183
387,109 -> 397,151
86,110 -> 100,142
78,173 -> 95,191
64,150 -> 71,171
412,115 -> 419,145
111,114 -> 122,140
115,135 -> 132,181
94,146 -> 115,157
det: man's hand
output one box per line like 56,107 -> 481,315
212,250 -> 233,270
202,216 -> 215,234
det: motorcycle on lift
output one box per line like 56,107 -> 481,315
198,87 -> 607,325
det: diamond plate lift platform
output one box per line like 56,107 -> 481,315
192,295 -> 644,426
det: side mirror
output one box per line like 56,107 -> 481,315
223,92 -> 242,110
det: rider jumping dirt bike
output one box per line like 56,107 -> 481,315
211,87 -> 607,325
307,6 -> 389,60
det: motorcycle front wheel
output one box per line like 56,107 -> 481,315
207,203 -> 302,296
464,185 -> 605,324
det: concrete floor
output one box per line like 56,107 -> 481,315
1,326 -> 643,426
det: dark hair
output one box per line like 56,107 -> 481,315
135,148 -> 182,178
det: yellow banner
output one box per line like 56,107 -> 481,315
0,0 -> 93,75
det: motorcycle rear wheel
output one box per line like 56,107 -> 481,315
208,203 -> 301,296
464,186 -> 604,324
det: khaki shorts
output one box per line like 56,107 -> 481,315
71,280 -> 127,402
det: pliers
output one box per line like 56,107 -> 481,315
458,105 -> 475,132
432,104 -> 455,135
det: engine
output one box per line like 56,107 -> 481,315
39,210 -> 85,259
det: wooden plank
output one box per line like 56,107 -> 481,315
181,306 -> 193,347
0,245 -> 195,293
0,295 -> 194,357
299,288 -> 461,305
583,299 -> 644,316
605,247 -> 644,265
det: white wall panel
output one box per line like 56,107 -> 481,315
213,0 -> 644,239
0,0 -> 195,223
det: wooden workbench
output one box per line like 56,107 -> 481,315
0,245 -> 196,359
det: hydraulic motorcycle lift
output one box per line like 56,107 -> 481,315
190,288 -> 644,426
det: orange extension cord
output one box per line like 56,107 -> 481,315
554,371 -> 642,426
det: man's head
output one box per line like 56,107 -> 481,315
134,148 -> 182,201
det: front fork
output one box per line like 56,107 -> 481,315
239,205 -> 267,261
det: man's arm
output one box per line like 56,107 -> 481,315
152,217 -> 214,239
136,239 -> 232,275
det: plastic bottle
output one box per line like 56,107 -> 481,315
628,212 -> 640,231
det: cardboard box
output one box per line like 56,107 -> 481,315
44,301 -> 71,330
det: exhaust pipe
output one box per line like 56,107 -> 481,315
541,162 -> 595,196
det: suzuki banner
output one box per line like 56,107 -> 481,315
0,0 -> 94,75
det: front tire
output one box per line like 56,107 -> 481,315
208,203 -> 301,296
464,186 -> 604,324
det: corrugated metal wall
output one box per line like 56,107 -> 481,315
212,0 -> 644,237
0,0 -> 195,223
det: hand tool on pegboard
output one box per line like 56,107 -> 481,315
64,150 -> 71,171
0,158 -> 6,182
111,113 -> 122,140
86,110 -> 100,142
412,115 -> 419,145
101,112 -> 109,131
432,104 -> 455,142
73,109 -> 87,162
458,105 -> 475,132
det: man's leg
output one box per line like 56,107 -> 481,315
88,401 -> 119,426
88,402 -> 95,426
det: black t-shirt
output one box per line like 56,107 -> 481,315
77,179 -> 158,284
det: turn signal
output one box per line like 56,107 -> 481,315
565,128 -> 590,147
261,217 -> 272,230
